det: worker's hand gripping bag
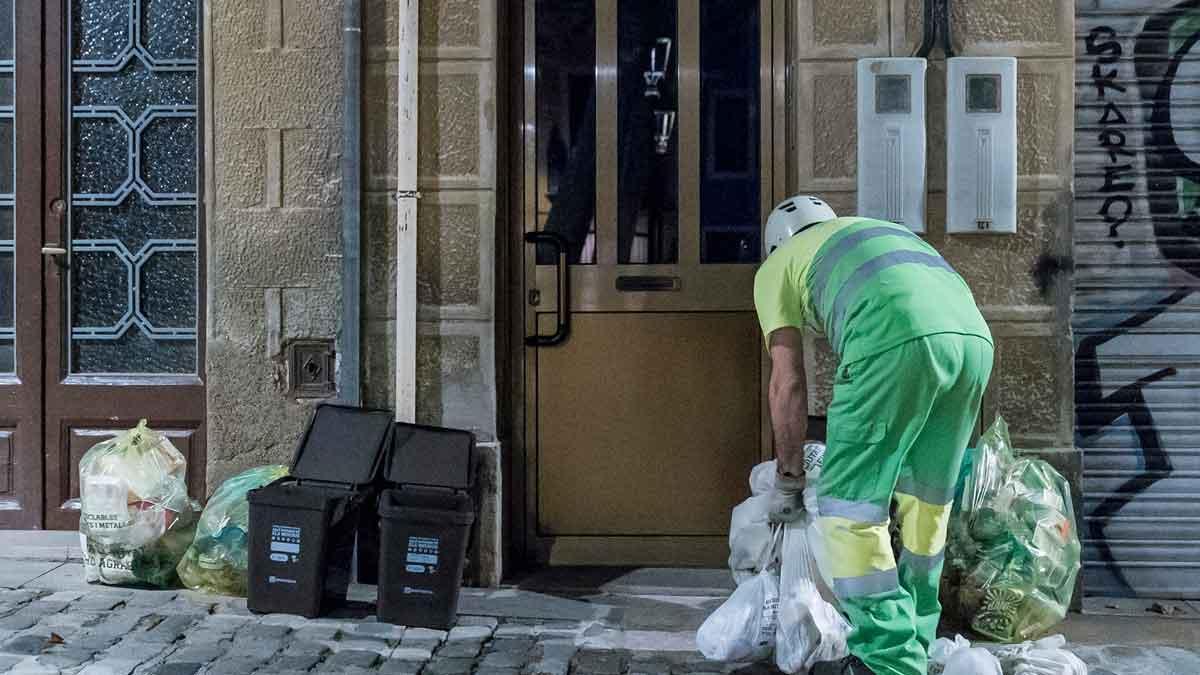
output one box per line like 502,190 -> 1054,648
79,420 -> 202,588
943,416 -> 1082,642
697,528 -> 781,662
177,464 -> 289,595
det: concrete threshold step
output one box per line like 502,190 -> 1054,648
0,530 -> 83,562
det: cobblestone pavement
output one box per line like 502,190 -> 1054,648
1,559 -> 1198,674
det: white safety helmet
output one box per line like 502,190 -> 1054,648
763,195 -> 837,257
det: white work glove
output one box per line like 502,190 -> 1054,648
768,472 -> 806,523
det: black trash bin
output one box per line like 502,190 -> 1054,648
247,404 -> 393,618
376,422 -> 476,629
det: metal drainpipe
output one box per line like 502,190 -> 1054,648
340,0 -> 363,406
395,0 -> 419,424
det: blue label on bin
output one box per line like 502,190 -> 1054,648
270,525 -> 301,563
406,564 -> 427,574
406,536 -> 439,573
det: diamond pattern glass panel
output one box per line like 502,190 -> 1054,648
69,0 -> 197,374
0,0 -> 13,374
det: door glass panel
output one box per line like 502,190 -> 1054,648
0,0 -> 13,373
536,0 -> 595,265
618,0 -> 677,265
69,0 -> 198,374
700,0 -> 760,264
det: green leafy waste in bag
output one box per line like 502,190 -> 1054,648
177,464 -> 290,596
942,416 -> 1081,643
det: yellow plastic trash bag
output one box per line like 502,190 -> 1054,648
79,420 -> 200,588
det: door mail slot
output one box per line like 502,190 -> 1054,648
615,276 -> 682,292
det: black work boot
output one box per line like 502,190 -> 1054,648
811,655 -> 877,675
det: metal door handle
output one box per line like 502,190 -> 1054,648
524,231 -> 571,347
41,246 -> 67,256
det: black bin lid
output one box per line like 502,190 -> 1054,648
290,404 -> 394,486
385,423 -> 476,491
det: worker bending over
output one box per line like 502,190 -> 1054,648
754,196 -> 993,675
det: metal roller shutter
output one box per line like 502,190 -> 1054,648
1075,0 -> 1200,598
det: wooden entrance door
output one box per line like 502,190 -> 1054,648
511,0 -> 785,565
1,0 -> 206,531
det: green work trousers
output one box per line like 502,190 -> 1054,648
815,333 -> 993,675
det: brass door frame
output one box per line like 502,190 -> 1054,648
506,0 -> 790,566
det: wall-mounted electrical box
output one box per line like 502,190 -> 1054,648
946,57 -> 1017,234
857,58 -> 927,233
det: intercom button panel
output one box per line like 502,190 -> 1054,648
946,57 -> 1018,234
856,57 -> 928,234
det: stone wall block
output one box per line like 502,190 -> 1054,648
417,191 -> 494,318
795,61 -> 857,192
283,286 -> 341,341
214,129 -> 267,208
416,321 -> 496,436
895,0 -> 1073,57
992,335 -> 1062,438
421,0 -> 481,52
284,0 -> 342,50
1017,59 -> 1073,190
418,61 -> 496,190
214,50 -> 344,130
797,0 -> 889,59
211,208 -> 341,289
932,192 -> 1063,308
211,0 -> 267,52
206,341 -> 319,489
283,129 -> 343,208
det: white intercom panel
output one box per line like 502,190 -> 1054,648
857,58 -> 927,233
946,57 -> 1017,234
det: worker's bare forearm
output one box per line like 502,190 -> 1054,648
770,371 -> 809,478
767,328 -> 810,478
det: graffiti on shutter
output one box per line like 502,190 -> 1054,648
1076,0 -> 1200,598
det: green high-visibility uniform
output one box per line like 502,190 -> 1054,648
754,217 -> 994,675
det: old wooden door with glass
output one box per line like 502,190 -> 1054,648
0,0 -> 205,529
516,0 -> 783,565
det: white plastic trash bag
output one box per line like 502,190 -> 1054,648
995,635 -> 1088,675
729,494 -> 773,585
929,635 -> 1002,675
776,521 -> 851,673
750,460 -> 778,496
696,562 -> 781,662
